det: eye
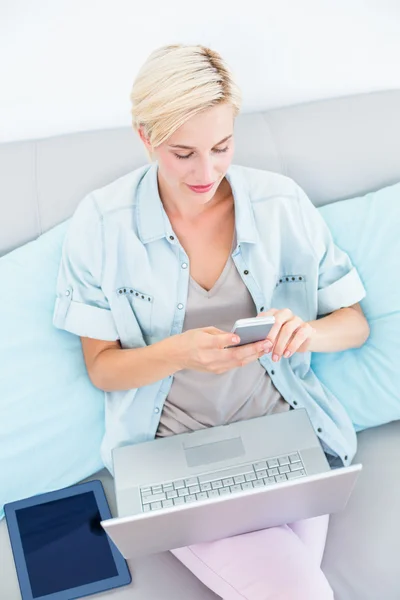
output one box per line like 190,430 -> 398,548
175,152 -> 193,160
213,146 -> 229,154
174,146 -> 230,160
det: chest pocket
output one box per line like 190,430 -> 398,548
272,274 -> 309,321
116,286 -> 154,342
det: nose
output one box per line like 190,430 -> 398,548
196,159 -> 214,185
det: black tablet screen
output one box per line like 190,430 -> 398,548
15,491 -> 118,597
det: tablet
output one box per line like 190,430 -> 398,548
4,480 -> 131,600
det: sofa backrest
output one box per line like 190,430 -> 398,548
1,89 -> 400,257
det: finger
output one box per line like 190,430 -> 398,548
203,326 -> 228,336
233,340 -> 268,364
257,308 -> 279,318
261,308 -> 294,348
272,317 -> 303,359
213,332 -> 241,350
239,352 -> 264,367
265,309 -> 293,348
283,325 -> 316,357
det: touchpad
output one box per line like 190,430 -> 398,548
184,437 -> 245,468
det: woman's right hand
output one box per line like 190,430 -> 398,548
172,326 -> 271,374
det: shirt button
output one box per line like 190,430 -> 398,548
65,290 -> 70,297
271,370 -> 275,375
293,400 -> 298,405
154,407 -> 160,414
181,263 -> 188,269
177,303 -> 184,310
244,270 -> 249,275
317,428 -> 322,433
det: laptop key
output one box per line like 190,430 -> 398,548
174,480 -> 185,489
189,485 -> 200,494
166,490 -> 178,499
279,465 -> 290,474
241,482 -> 254,491
207,490 -> 220,499
264,477 -> 276,485
219,487 -> 231,496
173,497 -> 186,506
254,460 -> 267,470
196,492 -> 209,501
289,453 -> 300,463
151,486 -> 163,494
245,473 -> 257,482
142,492 -> 166,504
143,504 -> 151,512
253,479 -> 265,488
230,484 -> 243,493
287,469 -> 306,480
185,495 -> 197,503
268,468 -> 279,476
200,482 -> 212,492
162,499 -> 174,508
151,501 -> 162,510
275,474 -> 287,483
178,488 -> 189,497
184,477 -> 199,487
234,475 -> 246,484
222,478 -> 234,486
267,459 -> 279,468
257,470 -> 267,479
212,480 -> 223,489
290,462 -> 303,472
279,456 -> 290,466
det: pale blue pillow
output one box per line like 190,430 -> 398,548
311,182 -> 400,432
0,221 -> 105,520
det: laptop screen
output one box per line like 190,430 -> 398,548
15,491 -> 118,598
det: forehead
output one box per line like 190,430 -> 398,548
167,104 -> 235,148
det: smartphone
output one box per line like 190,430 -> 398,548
229,315 -> 275,347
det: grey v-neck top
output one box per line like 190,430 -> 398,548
156,234 -> 290,438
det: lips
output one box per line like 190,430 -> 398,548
187,182 -> 215,193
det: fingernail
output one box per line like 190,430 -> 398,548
263,341 -> 272,350
272,354 -> 279,362
284,350 -> 291,358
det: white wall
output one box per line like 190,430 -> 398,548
1,0 -> 400,143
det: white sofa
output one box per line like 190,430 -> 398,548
1,89 -> 400,599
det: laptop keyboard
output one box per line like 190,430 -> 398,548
140,452 -> 306,512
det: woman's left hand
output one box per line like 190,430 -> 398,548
258,308 -> 317,362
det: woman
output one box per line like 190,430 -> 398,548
54,44 -> 370,599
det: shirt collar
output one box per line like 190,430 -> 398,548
136,161 -> 258,245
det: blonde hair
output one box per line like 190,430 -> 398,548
130,44 -> 242,160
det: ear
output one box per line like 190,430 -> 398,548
138,126 -> 151,149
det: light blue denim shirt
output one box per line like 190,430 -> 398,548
53,161 -> 367,473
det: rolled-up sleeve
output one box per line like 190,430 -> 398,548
53,194 -> 119,341
296,185 -> 366,317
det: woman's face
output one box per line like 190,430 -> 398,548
146,103 -> 235,208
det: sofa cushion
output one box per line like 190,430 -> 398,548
322,420 -> 400,600
311,181 -> 400,431
0,220 -> 105,520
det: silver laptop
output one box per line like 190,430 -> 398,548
101,408 -> 362,558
